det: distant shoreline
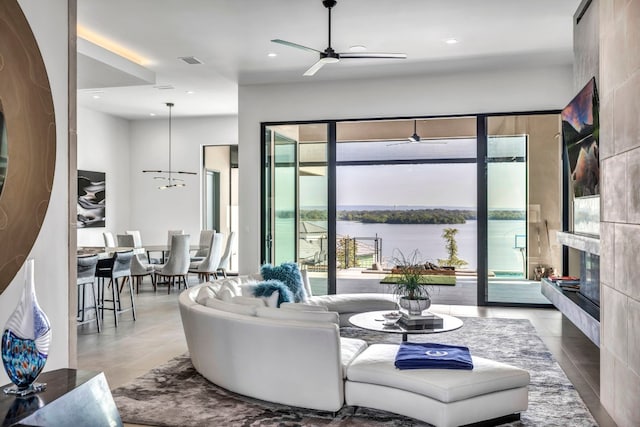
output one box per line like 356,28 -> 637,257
294,208 -> 525,224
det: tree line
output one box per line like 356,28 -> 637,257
287,209 -> 525,224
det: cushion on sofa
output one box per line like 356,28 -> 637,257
260,262 -> 308,303
280,302 -> 328,312
255,307 -> 339,325
308,293 -> 397,313
231,296 -> 267,308
205,297 -> 259,316
195,284 -> 220,304
347,344 -> 530,403
340,337 -> 368,379
241,280 -> 294,308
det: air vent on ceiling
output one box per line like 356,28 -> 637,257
178,56 -> 203,65
153,85 -> 175,90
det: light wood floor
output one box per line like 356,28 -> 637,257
76,282 -> 616,427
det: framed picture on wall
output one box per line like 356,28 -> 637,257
561,77 -> 599,198
77,170 -> 106,228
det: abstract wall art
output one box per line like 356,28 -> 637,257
77,170 -> 106,228
561,77 -> 599,198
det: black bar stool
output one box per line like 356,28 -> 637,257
77,254 -> 100,332
96,250 -> 135,327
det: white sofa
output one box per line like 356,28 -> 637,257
179,275 -> 397,411
179,276 -> 530,426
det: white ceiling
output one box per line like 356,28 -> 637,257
77,0 -> 580,120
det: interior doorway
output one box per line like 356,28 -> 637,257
203,145 -> 239,273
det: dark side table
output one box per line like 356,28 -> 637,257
1,369 -> 122,427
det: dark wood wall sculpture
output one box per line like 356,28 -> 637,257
0,0 -> 56,294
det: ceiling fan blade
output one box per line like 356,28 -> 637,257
338,52 -> 407,59
386,141 -> 410,146
303,59 -> 328,76
271,39 -> 321,54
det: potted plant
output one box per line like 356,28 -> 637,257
391,249 -> 433,315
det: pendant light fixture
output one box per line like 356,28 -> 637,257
142,102 -> 196,189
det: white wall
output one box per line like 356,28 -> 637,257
77,107 -> 131,246
129,115 -> 237,246
238,63 -> 574,274
0,0 -> 69,385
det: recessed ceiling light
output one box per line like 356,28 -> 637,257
92,95 -> 101,99
268,52 -> 277,57
349,45 -> 367,52
444,38 -> 459,45
186,90 -> 195,95
149,113 -> 156,116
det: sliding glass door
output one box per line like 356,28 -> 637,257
481,114 -> 562,305
263,123 -> 329,295
263,113 -> 561,307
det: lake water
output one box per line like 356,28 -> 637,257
337,219 -> 526,273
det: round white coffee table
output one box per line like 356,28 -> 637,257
349,310 -> 463,342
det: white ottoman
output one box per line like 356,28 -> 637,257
345,344 -> 530,427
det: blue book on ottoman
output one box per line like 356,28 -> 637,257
394,342 -> 474,370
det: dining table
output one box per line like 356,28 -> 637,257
143,244 -> 203,264
77,246 -> 145,260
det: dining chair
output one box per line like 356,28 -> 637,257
216,231 -> 236,278
96,250 -> 136,327
118,234 -> 155,293
125,230 -> 143,248
189,232 -> 224,282
154,234 -> 190,294
103,231 -> 116,248
77,254 -> 101,332
191,229 -> 216,261
162,229 -> 185,263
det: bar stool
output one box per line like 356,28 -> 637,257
77,254 -> 100,332
96,250 -> 135,327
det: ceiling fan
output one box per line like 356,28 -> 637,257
271,0 -> 407,76
387,120 -> 447,146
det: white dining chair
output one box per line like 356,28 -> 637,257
189,233 -> 224,283
103,231 -> 116,248
191,229 -> 216,261
216,231 -> 236,278
154,234 -> 190,294
125,230 -> 143,248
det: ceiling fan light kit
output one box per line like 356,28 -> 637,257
142,102 -> 196,189
272,0 -> 406,76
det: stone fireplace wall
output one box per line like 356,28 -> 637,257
599,0 -> 640,425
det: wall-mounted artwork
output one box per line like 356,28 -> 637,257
561,77 -> 599,197
77,170 -> 106,228
0,0 -> 56,295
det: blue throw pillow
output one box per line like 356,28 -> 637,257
252,280 -> 294,307
260,262 -> 307,303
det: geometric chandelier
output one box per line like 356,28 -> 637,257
142,102 -> 196,189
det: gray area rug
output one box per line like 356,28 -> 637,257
112,317 -> 597,426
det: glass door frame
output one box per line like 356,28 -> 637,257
477,112 -> 561,307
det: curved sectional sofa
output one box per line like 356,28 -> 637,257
179,275 -> 530,427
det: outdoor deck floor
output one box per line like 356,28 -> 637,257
310,269 -> 550,305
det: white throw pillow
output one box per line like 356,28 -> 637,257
205,297 -> 258,316
195,286 -> 216,305
280,302 -> 328,312
256,307 -> 339,325
216,279 -> 242,302
216,287 -> 235,302
300,269 -> 313,298
231,295 -> 266,308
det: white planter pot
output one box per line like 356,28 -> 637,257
399,296 -> 431,316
